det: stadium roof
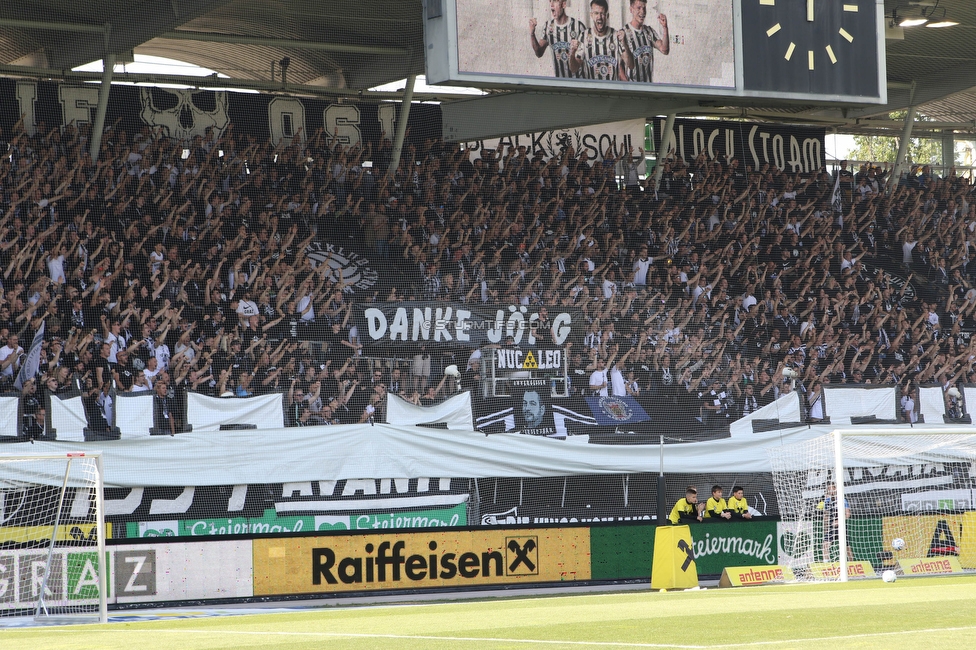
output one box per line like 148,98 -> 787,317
1,0 -> 976,137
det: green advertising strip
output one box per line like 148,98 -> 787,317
590,525 -> 656,580
801,517 -> 883,564
590,520 -> 779,580
125,504 -> 468,538
689,520 -> 778,575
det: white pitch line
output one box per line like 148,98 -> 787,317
23,626 -> 976,648
12,629 -> 708,648
708,625 -> 976,648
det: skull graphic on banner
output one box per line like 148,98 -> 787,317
139,87 -> 229,139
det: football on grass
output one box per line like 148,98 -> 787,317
882,570 -> 897,583
892,538 -> 906,551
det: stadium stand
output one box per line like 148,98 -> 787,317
0,112 -> 973,441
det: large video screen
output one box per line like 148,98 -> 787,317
454,0 -> 735,89
428,0 -> 887,105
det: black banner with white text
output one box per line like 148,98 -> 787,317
356,303 -> 583,349
0,80 -> 440,149
652,118 -> 826,173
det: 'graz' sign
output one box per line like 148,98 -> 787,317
653,118 -> 826,174
356,303 -> 581,349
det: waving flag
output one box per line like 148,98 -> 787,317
831,171 -> 843,213
14,321 -> 44,391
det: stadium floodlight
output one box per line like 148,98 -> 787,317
0,452 -> 107,624
768,428 -> 976,583
926,20 -> 958,27
898,17 -> 928,26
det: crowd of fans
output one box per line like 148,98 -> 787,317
2,113 -> 976,435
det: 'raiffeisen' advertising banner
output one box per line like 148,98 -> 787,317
125,505 -> 467,538
253,528 -> 590,595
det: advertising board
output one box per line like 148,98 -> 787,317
253,528 -> 590,595
111,541 -> 253,604
719,564 -> 795,587
125,505 -> 468,538
0,549 -> 106,610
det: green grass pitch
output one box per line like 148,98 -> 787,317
4,576 -> 976,649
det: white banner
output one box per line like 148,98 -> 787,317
822,386 -> 898,423
464,119 -> 646,164
386,392 -> 474,431
729,392 -> 802,437
13,418 -> 976,488
0,395 -> 19,438
963,387 -> 976,421
116,392 -> 155,438
918,386 -> 946,424
187,392 -> 284,432
51,394 -> 87,442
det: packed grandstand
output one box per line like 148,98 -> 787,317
0,99 -> 970,441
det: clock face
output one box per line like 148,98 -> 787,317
741,0 -> 880,98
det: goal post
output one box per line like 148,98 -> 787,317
769,428 -> 976,582
0,452 -> 107,624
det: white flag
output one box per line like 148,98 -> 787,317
14,321 -> 44,391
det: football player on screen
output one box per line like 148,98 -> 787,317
530,0 -> 584,78
568,0 -> 628,81
622,0 -> 669,83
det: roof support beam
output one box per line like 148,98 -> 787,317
47,0 -> 235,70
890,105 -> 917,192
0,19 -> 107,34
388,74 -> 416,177
653,113 -> 676,191
89,54 -> 115,162
0,64 -> 483,103
158,31 -> 408,56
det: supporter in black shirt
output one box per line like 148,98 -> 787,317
113,348 -> 137,391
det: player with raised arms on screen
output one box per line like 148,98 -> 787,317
569,0 -> 628,81
622,0 -> 669,83
530,0 -> 585,78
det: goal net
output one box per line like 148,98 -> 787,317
0,453 -> 107,623
768,429 -> 976,582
